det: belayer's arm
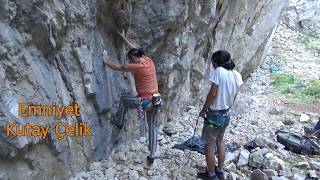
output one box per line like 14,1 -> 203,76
117,30 -> 137,49
200,83 -> 218,117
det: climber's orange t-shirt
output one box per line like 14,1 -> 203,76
127,56 -> 159,99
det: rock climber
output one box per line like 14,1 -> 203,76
198,50 -> 243,180
102,31 -> 161,164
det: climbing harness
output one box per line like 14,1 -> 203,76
141,99 -> 151,109
110,94 -> 161,129
152,93 -> 162,107
205,109 -> 230,128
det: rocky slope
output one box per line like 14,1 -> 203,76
71,24 -> 320,180
0,0 -> 287,179
283,0 -> 320,37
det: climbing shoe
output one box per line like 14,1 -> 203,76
215,167 -> 225,180
197,171 -> 219,180
147,155 -> 154,165
111,117 -> 123,129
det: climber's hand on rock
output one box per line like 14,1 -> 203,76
102,50 -> 109,65
117,29 -> 126,38
102,58 -> 109,66
117,29 -> 136,49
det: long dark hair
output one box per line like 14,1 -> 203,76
127,48 -> 144,60
211,50 -> 235,70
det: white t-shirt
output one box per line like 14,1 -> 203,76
210,67 -> 243,110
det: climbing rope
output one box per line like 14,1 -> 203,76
184,116 -> 200,166
128,0 -> 132,35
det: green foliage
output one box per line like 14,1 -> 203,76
296,34 -> 320,63
304,79 -> 320,98
272,73 -> 320,100
272,73 -> 296,86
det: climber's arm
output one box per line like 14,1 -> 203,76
104,62 -> 130,72
117,31 -> 137,49
102,55 -> 131,72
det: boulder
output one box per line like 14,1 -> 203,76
114,152 -> 127,161
299,114 -> 310,122
226,163 -> 237,173
263,169 -> 278,177
249,148 -> 267,168
306,170 -> 318,178
296,161 -> 310,169
292,174 -> 306,180
237,149 -> 250,166
278,167 -> 293,178
250,169 -> 268,180
229,172 -> 238,180
271,176 -> 289,180
101,159 -> 115,169
162,125 -> 178,136
283,0 -> 320,37
226,150 -> 240,164
291,167 -> 306,176
309,160 -> 320,171
263,153 -> 286,171
254,134 -> 277,149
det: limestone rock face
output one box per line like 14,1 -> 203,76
283,0 -> 320,37
0,0 -> 287,179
